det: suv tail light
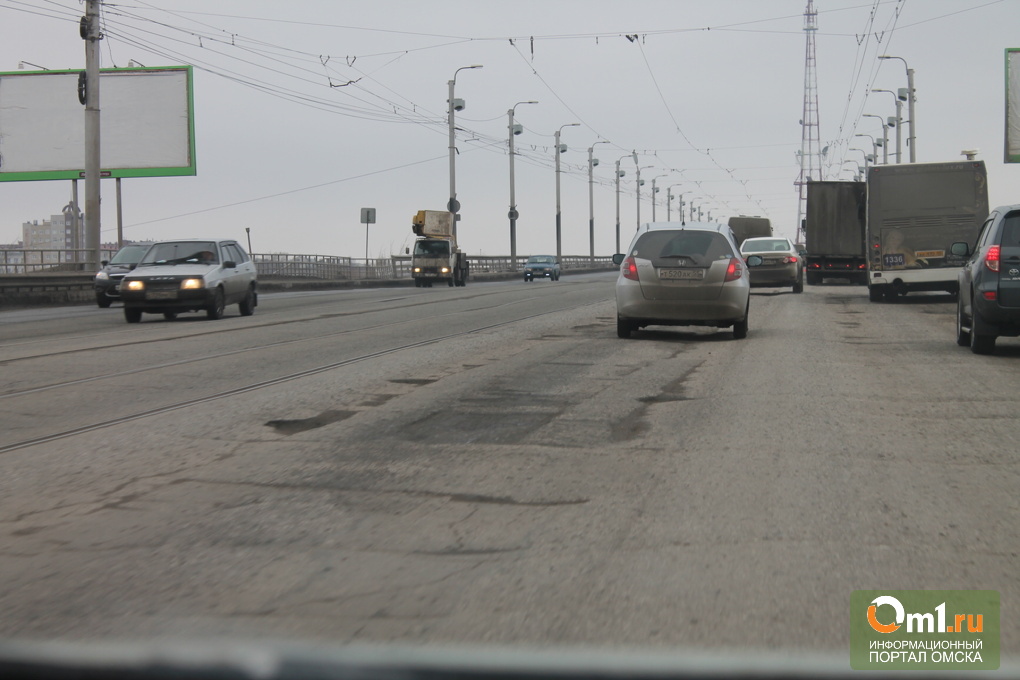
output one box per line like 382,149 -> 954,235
984,245 -> 1001,272
622,256 -> 639,281
724,257 -> 743,282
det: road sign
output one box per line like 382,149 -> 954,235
360,207 -> 376,224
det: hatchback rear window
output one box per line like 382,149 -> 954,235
631,230 -> 733,263
1000,212 -> 1020,246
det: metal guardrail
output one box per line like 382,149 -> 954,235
0,250 -> 616,279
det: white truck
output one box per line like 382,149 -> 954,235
866,161 -> 988,302
408,210 -> 469,288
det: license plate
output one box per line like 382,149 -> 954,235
658,268 -> 704,280
146,290 -> 177,300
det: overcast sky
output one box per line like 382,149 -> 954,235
1,0 -> 1018,258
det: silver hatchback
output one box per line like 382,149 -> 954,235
612,222 -> 758,339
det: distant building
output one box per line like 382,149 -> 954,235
22,214 -> 74,250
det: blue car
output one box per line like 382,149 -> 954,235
523,255 -> 560,282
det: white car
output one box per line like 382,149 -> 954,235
120,239 -> 258,323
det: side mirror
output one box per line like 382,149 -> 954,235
100,260 -> 109,267
405,247 -> 410,255
745,255 -> 764,267
950,242 -> 971,258
223,260 -> 237,269
611,253 -> 625,265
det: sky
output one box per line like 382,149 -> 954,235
1,0 -> 1019,259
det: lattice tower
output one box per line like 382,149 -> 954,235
795,0 -> 822,244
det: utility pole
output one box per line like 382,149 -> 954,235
82,0 -> 102,269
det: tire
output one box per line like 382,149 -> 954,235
448,279 -> 454,287
163,312 -> 177,321
239,287 -> 256,316
970,310 -> 996,355
792,277 -> 803,294
616,316 -> 634,339
733,302 -> 749,339
956,297 -> 971,347
124,308 -> 142,323
96,294 -> 112,308
206,288 -> 225,320
868,286 -> 883,303
806,272 -> 821,286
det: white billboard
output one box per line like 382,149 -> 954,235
0,66 -> 195,181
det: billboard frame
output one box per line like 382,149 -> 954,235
0,65 -> 196,181
1005,49 -> 1020,163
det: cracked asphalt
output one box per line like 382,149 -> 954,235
0,276 -> 1017,657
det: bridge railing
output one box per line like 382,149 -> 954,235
0,249 -> 616,278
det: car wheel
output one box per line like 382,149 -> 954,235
733,303 -> 749,339
955,296 -> 971,347
163,312 -> 177,321
124,308 -> 142,323
792,277 -> 803,294
868,286 -> 883,303
239,287 -> 256,316
206,288 -> 225,320
806,271 -> 822,286
970,310 -> 996,355
96,294 -> 112,308
616,316 -> 634,339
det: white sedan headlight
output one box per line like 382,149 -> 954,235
126,280 -> 145,292
181,278 -> 204,290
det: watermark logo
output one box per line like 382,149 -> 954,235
851,590 -> 999,670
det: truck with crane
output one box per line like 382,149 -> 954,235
408,210 -> 469,288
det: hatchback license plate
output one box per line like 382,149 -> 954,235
146,290 -> 177,300
658,268 -> 703,280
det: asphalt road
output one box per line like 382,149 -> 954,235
0,274 -> 1016,656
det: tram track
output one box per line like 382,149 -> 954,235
0,298 -> 607,455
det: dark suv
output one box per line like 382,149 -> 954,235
952,204 -> 1020,354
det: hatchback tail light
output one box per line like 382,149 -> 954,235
622,256 -> 639,281
724,257 -> 743,282
984,245 -> 1001,272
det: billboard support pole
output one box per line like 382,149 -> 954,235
83,0 -> 102,270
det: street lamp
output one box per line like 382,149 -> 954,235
879,55 -> 916,162
862,114 -> 888,164
842,160 -> 862,181
667,184 -> 683,222
635,163 -> 653,230
447,64 -> 482,240
554,123 -> 580,263
614,153 -> 631,253
508,100 -> 537,268
872,88 -> 905,163
650,174 -> 668,222
588,140 -> 610,264
849,148 -> 873,172
855,133 -> 880,166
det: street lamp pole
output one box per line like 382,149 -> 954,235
879,55 -> 915,162
862,114 -> 888,164
614,154 -> 630,254
635,162 -> 652,230
650,175 -> 668,222
508,100 -> 537,269
588,140 -> 610,265
667,184 -> 683,222
554,123 -> 580,263
873,88 -> 905,164
855,134 -> 879,165
448,64 -> 482,241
